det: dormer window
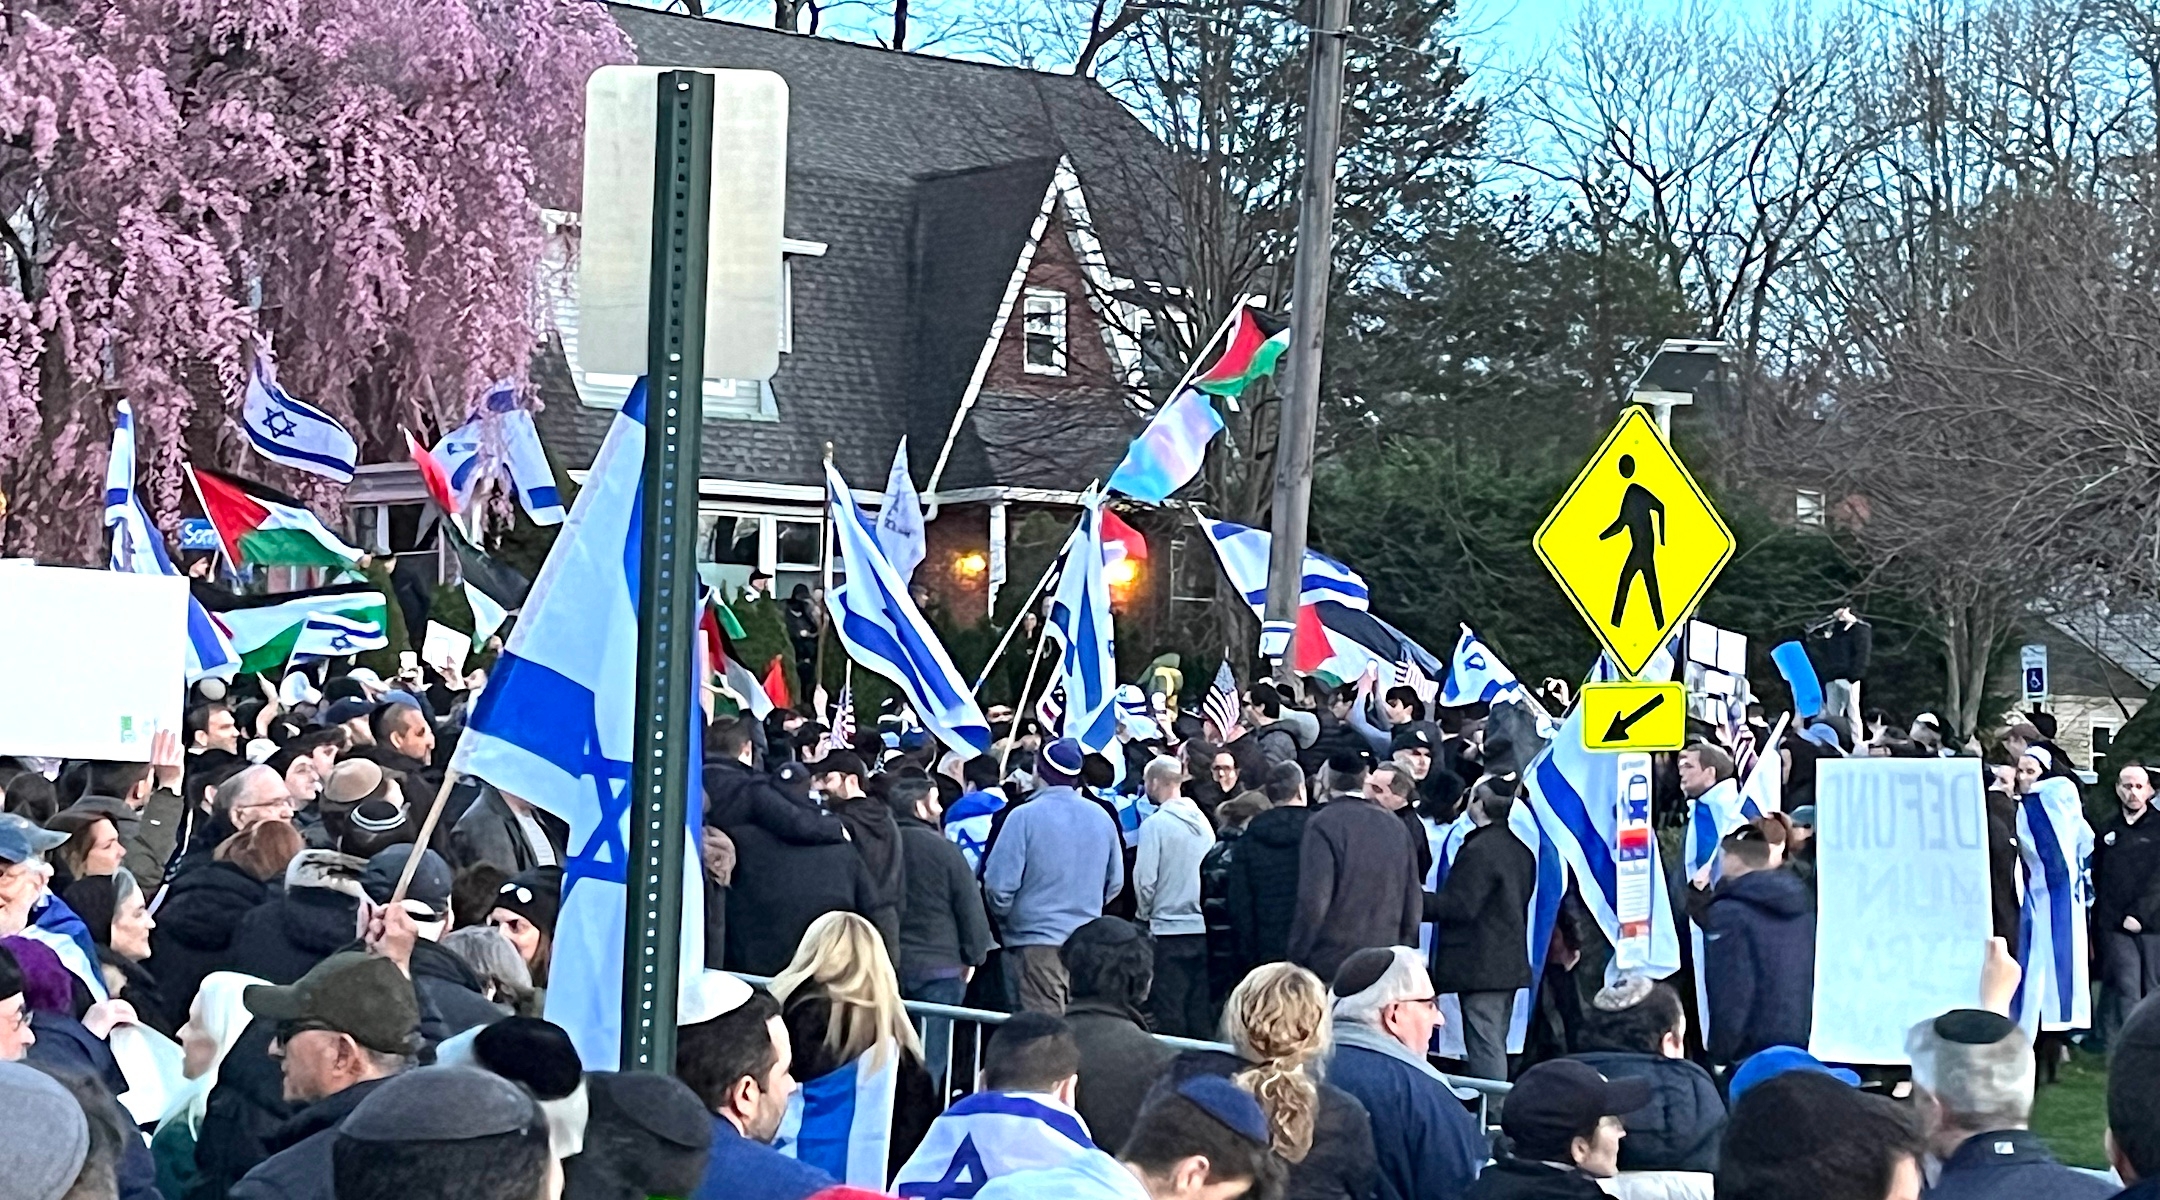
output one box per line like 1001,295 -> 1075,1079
1023,289 -> 1068,375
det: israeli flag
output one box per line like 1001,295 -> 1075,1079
1046,496 -> 1118,753
241,348 -> 358,483
1106,386 -> 1223,504
1441,625 -> 1526,707
776,1044 -> 900,1189
944,790 -> 1006,876
1521,678 -> 1683,982
453,379 -> 705,1069
894,1091 -> 1096,1199
2013,777 -> 2093,1033
25,893 -> 108,1001
1198,518 -> 1368,612
431,383 -> 565,525
826,462 -> 993,755
105,401 -> 240,682
875,439 -> 928,587
290,612 -> 390,660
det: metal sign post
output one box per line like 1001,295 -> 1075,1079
622,69 -> 714,1074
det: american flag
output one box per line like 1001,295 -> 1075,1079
824,676 -> 855,751
1201,660 -> 1244,743
1036,677 -> 1066,737
1392,656 -> 1440,711
1725,695 -> 1757,779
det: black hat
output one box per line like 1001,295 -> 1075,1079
473,1017 -> 583,1101
320,696 -> 376,727
1325,749 -> 1369,775
493,867 -> 563,936
1501,1059 -> 1652,1160
562,1071 -> 714,1200
340,796 -> 416,859
243,951 -> 421,1056
338,1066 -> 540,1143
1931,1009 -> 2018,1046
361,845 -> 453,921
774,761 -> 813,800
1389,722 -> 1438,753
1331,947 -> 1401,1000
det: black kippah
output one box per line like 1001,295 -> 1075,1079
474,1017 -> 583,1101
1326,750 -> 1367,774
1932,1008 -> 2018,1046
1332,947 -> 1396,998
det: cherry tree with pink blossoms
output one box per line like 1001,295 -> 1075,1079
0,0 -> 629,561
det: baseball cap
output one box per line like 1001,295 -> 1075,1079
1501,1059 -> 1653,1159
1727,1045 -> 1861,1103
244,951 -> 421,1056
1037,738 -> 1086,786
0,812 -> 66,866
360,845 -> 452,921
320,696 -> 376,727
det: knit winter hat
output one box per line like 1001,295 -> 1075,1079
0,1062 -> 89,1200
494,866 -> 563,936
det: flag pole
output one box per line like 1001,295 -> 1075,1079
998,617 -> 1055,779
968,473 -> 1098,696
389,766 -> 463,904
181,463 -> 235,578
1166,300 -> 1252,402
814,441 -> 835,708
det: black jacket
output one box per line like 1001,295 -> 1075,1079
1171,1051 -> 1378,1200
720,791 -> 879,977
830,795 -> 906,956
1812,619 -> 1872,682
227,852 -> 368,985
1064,996 -> 1175,1154
1701,868 -> 1817,1064
1568,1051 -> 1723,1171
1431,822 -> 1536,994
189,1018 -> 293,1200
448,783 -> 569,875
1464,1157 -> 1609,1200
1227,806 -> 1310,968
1201,827 -> 1247,1004
409,938 -> 508,1038
2094,808 -> 2160,932
228,1074 -> 397,1200
146,860 -> 269,1030
893,812 -> 992,978
1287,794 -> 1422,982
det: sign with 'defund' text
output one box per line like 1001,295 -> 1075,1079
1810,758 -> 1992,1064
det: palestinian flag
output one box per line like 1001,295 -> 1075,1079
189,465 -> 364,568
761,655 -> 793,711
199,585 -> 392,675
1194,307 -> 1290,397
698,593 -> 773,718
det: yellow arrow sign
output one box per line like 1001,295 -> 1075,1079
1535,407 -> 1734,677
1578,681 -> 1687,752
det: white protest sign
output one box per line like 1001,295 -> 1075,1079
0,565 -> 185,761
1810,758 -> 1992,1063
421,620 -> 469,685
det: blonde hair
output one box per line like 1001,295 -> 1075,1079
770,911 -> 921,1067
1221,962 -> 1330,1163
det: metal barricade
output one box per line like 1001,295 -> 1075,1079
736,976 -> 1511,1137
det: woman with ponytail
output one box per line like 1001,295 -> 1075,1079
1172,961 -> 1379,1200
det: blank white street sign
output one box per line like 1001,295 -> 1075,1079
579,67 -> 788,382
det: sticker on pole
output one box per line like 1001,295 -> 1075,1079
1534,407 -> 1734,678
1578,681 -> 1686,752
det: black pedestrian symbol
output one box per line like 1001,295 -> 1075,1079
1598,454 -> 1665,628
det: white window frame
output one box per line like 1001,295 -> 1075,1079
1795,487 -> 1826,528
1022,288 -> 1068,376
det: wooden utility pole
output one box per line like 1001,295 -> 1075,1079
1262,0 -> 1352,682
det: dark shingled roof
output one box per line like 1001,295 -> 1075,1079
533,4 -> 1171,493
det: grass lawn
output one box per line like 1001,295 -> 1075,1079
2032,1047 -> 2111,1170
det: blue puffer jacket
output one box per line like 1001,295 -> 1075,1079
1700,868 -> 1816,1065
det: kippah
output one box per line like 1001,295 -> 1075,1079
1592,976 -> 1655,1012
1326,750 -> 1367,774
1933,1009 -> 2019,1046
1332,947 -> 1397,999
1176,1075 -> 1270,1146
474,1017 -> 583,1100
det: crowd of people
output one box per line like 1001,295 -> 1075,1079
0,642 -> 2156,1200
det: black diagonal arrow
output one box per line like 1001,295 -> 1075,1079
1603,693 -> 1667,743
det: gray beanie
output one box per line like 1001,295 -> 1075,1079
0,1062 -> 90,1200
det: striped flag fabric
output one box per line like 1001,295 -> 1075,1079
893,1090 -> 1096,1198
198,585 -> 390,677
240,346 -> 358,483
1044,496 -> 1118,753
1192,306 -> 1290,397
2013,774 -> 2093,1034
776,1044 -> 900,1188
188,466 -> 364,568
876,439 -> 927,587
1035,680 -> 1065,739
427,382 -> 566,525
1393,656 -> 1439,711
1105,386 -> 1224,504
1198,518 -> 1367,612
825,460 -> 992,755
698,593 -> 773,720
1441,625 -> 1529,708
289,612 -> 389,661
451,377 -> 706,1069
105,402 -> 240,682
1199,660 -> 1243,745
825,677 -> 856,751
405,428 -> 459,515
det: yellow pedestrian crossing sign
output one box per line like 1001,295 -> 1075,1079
1535,407 -> 1733,678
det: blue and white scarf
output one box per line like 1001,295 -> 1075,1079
2014,773 -> 2093,1033
893,1090 -> 1095,1199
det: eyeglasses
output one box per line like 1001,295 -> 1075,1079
1211,765 -> 1237,775
0,1003 -> 29,1032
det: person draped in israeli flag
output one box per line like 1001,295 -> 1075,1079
452,379 -> 704,1069
2013,747 -> 2094,1033
826,460 -> 992,755
104,400 -> 240,682
1045,495 -> 1119,753
1440,624 -> 1526,707
892,1013 -> 1095,1199
240,344 -> 358,483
